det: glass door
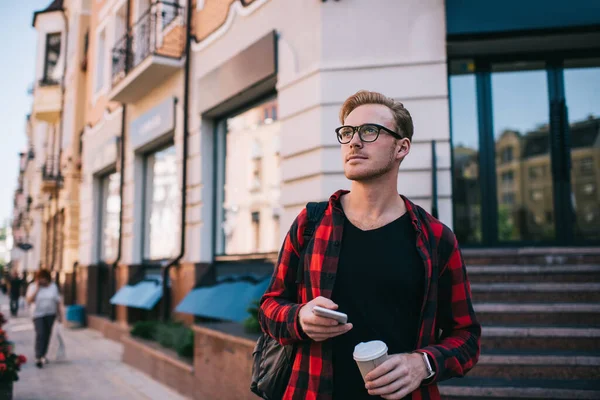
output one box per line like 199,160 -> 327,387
563,60 -> 600,242
490,62 -> 554,242
450,57 -> 600,246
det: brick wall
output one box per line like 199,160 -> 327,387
192,325 -> 256,400
122,336 -> 195,398
157,25 -> 185,58
115,264 -> 130,324
171,262 -> 212,325
76,266 -> 88,306
87,314 -> 130,343
193,0 -> 259,42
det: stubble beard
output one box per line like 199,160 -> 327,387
345,146 -> 397,182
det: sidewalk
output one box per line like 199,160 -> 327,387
1,296 -> 189,400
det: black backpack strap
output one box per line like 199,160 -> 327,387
295,201 -> 328,284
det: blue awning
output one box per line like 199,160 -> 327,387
175,276 -> 270,322
110,278 -> 163,310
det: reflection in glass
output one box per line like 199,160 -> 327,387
450,72 -> 481,244
145,145 -> 179,260
564,63 -> 600,241
218,98 -> 281,255
100,172 -> 121,261
491,64 -> 553,242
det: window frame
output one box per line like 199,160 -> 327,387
42,32 -> 62,85
97,170 -> 121,264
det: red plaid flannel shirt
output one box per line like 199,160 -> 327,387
258,190 -> 481,400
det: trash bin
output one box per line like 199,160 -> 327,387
65,305 -> 85,328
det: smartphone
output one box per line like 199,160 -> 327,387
312,306 -> 348,324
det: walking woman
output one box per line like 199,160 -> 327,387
25,269 -> 63,368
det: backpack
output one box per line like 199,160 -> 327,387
250,201 -> 328,399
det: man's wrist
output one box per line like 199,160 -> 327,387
413,351 -> 435,381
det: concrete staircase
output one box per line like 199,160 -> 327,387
439,249 -> 600,400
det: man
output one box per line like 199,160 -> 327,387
9,270 -> 24,317
258,90 -> 480,400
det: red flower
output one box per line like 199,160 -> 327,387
0,353 -> 5,362
17,355 -> 27,364
0,364 -> 6,373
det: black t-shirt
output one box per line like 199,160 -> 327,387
331,213 -> 425,400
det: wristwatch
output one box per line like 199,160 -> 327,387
418,351 -> 435,380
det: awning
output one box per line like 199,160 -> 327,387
175,276 -> 270,322
110,278 -> 163,310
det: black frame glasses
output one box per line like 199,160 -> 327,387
335,123 -> 404,144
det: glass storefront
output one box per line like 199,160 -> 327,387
215,98 -> 281,256
98,171 -> 121,262
143,145 -> 179,260
450,58 -> 600,245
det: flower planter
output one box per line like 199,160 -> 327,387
0,381 -> 13,400
0,312 -> 26,398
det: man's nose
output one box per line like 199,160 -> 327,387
349,131 -> 363,148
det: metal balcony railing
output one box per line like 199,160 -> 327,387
38,77 -> 62,87
111,1 -> 184,87
42,157 -> 61,182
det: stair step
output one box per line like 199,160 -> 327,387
471,283 -> 600,302
467,265 -> 600,283
481,326 -> 600,352
470,353 -> 600,380
439,377 -> 600,400
462,247 -> 600,266
474,303 -> 600,326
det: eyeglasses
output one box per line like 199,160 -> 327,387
335,123 -> 403,144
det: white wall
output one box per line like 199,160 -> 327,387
79,107 -> 123,266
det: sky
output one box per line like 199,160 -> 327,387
0,1 -> 50,227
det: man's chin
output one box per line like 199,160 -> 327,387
344,170 -> 374,182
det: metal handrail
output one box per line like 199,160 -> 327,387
431,140 -> 439,219
111,1 -> 184,86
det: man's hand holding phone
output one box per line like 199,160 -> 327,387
298,296 -> 352,342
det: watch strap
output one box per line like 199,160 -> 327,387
418,351 -> 435,379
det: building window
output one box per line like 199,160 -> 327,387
143,145 -> 179,261
529,165 -> 545,179
98,172 -> 121,262
530,189 -> 544,201
501,171 -> 514,184
500,147 -> 514,164
43,33 -> 62,84
580,157 -> 594,175
583,183 -> 596,195
502,192 -> 515,205
95,28 -> 106,93
215,98 -> 280,256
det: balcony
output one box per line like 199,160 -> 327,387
32,78 -> 63,123
41,157 -> 63,194
109,1 -> 185,103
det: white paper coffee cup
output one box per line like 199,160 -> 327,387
353,340 -> 388,381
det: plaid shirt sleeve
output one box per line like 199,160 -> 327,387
420,226 -> 481,384
258,209 -> 309,346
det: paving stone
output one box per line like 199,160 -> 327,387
1,298 -> 189,400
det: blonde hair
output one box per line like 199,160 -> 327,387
339,90 -> 414,141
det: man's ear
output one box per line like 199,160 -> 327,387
397,138 -> 410,160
